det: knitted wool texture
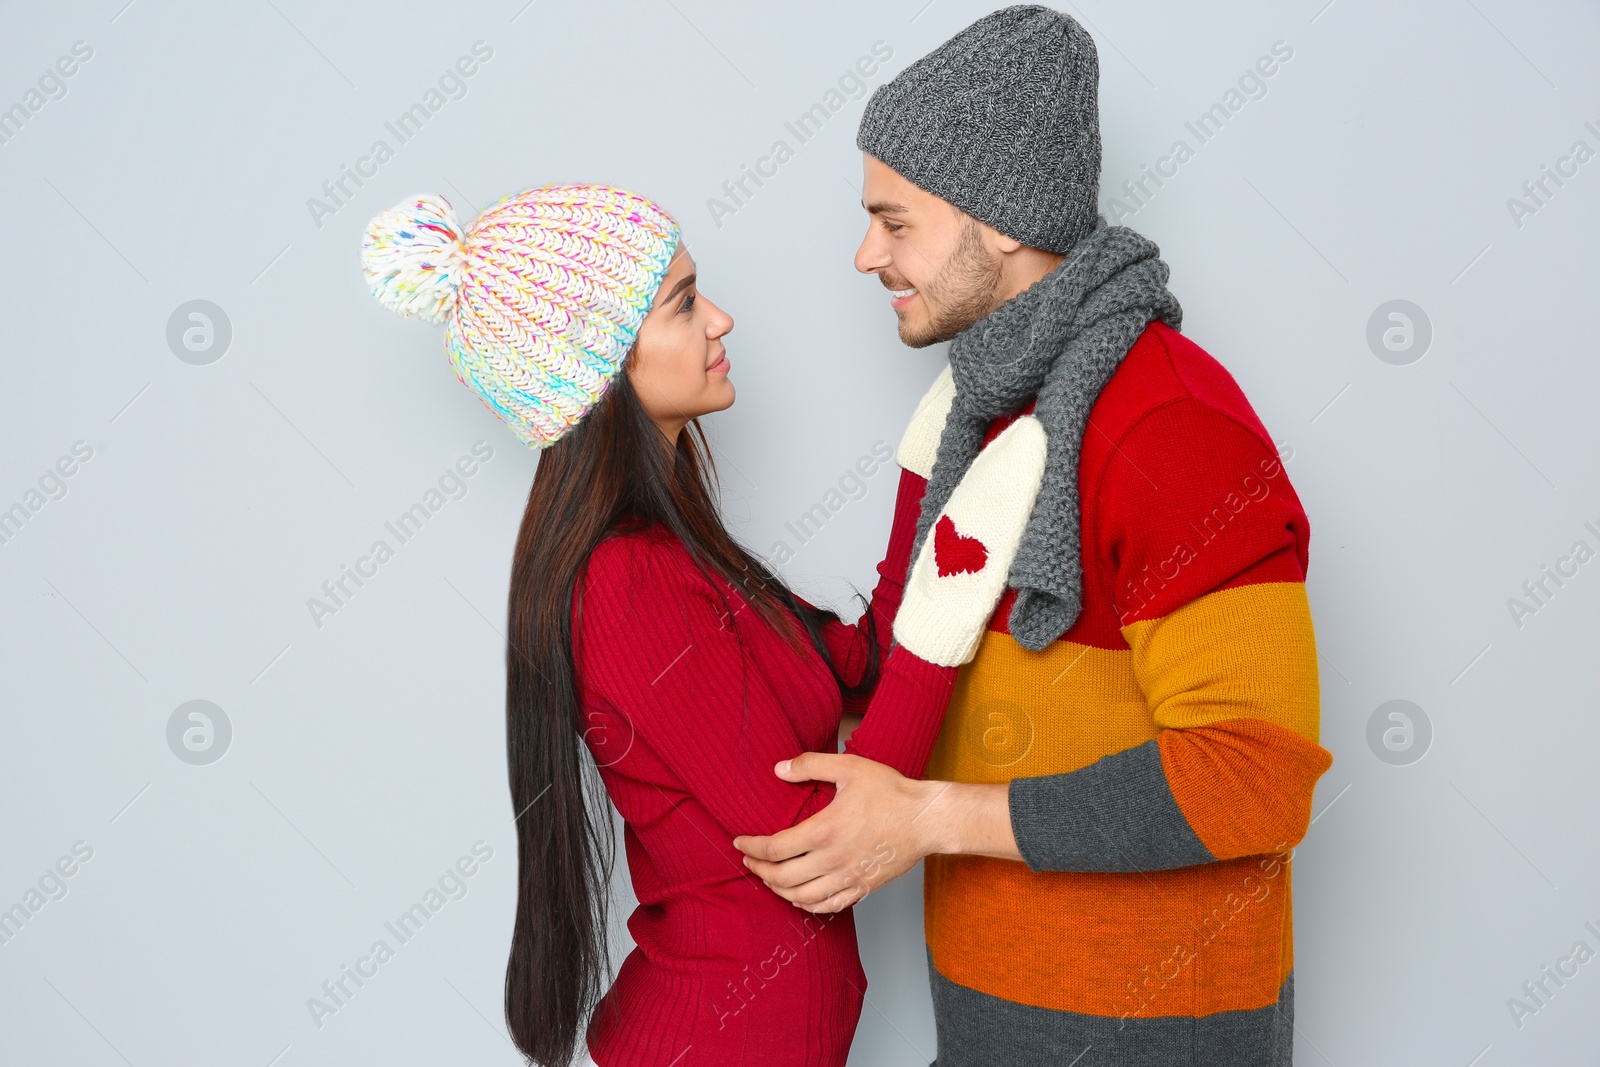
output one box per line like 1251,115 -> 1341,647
361,184 -> 680,449
905,216 -> 1183,653
856,4 -> 1101,255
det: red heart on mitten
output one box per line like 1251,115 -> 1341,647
933,514 -> 988,577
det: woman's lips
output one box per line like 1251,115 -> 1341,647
708,353 -> 729,373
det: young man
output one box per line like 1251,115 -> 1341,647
733,6 -> 1332,1065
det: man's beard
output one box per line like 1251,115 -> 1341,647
897,218 -> 1004,348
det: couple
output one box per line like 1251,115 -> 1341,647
360,7 -> 1332,1066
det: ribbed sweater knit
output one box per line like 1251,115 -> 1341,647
571,484 -> 948,1067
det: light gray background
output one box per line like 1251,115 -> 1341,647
2,1 -> 1597,1065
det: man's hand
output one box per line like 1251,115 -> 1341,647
733,752 -> 1021,913
733,753 -> 947,913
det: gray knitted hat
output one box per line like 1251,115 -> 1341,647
856,4 -> 1101,255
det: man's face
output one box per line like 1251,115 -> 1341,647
853,153 -> 1005,348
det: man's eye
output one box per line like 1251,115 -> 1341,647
883,220 -> 903,234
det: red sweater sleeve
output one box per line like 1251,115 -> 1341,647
841,644 -> 954,779
814,467 -> 929,717
834,467 -> 952,779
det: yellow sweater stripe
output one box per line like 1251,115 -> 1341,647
924,630 -> 1153,784
1122,581 -> 1321,741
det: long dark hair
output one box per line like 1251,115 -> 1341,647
501,365 -> 882,1066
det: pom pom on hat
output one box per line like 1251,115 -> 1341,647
361,194 -> 468,326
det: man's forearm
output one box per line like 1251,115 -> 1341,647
921,780 -> 1020,861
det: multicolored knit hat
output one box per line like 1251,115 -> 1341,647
361,184 -> 681,449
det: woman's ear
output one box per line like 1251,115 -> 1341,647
622,338 -> 646,383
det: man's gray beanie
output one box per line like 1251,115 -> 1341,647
856,4 -> 1100,255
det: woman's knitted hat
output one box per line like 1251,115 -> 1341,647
361,184 -> 680,449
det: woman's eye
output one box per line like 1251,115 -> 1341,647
679,292 -> 697,313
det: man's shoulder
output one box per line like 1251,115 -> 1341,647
890,321 -> 1282,482
1090,320 -> 1278,454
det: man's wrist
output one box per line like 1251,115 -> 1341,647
916,779 -> 1020,861
913,779 -> 963,856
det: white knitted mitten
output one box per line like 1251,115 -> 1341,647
892,415 -> 1049,667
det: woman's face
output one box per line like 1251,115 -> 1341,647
628,245 -> 735,444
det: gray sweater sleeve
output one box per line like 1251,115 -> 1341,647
1006,738 -> 1216,873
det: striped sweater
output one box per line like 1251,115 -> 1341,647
856,320 -> 1331,1066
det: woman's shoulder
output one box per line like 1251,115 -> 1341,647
579,522 -> 710,606
586,519 -> 677,567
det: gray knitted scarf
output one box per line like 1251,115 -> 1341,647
905,215 -> 1183,652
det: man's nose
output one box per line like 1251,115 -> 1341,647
854,229 -> 886,275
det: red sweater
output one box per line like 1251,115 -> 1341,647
571,489 -> 941,1067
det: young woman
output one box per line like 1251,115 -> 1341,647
360,184 -> 1046,1067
